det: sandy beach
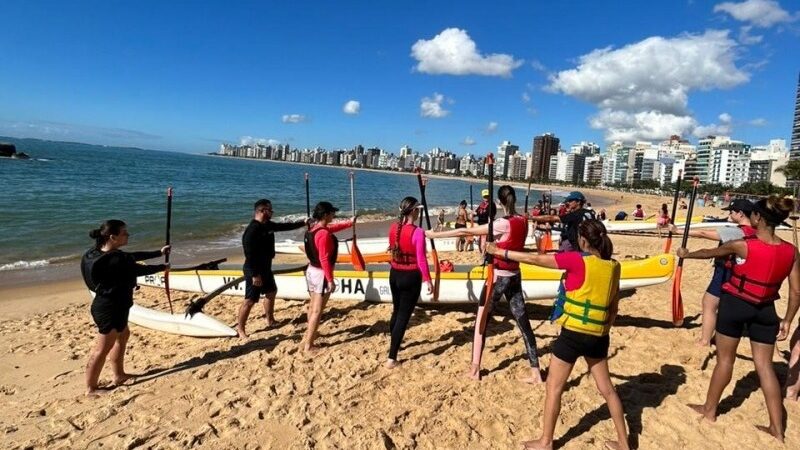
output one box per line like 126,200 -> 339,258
2,191 -> 800,449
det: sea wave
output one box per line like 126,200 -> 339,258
0,255 -> 78,272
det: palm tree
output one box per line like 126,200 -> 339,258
775,160 -> 800,210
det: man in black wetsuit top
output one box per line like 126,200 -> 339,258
529,191 -> 595,252
238,199 -> 309,339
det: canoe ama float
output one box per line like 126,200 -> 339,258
137,254 -> 674,304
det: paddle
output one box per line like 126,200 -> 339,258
478,153 -> 496,334
792,215 -> 799,248
524,177 -> 533,215
664,170 -> 682,253
416,168 -> 440,301
304,173 -> 311,218
349,171 -> 367,271
672,176 -> 699,326
185,264 -> 308,317
164,187 -> 174,314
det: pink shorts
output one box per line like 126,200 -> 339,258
305,265 -> 331,294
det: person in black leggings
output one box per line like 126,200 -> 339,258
386,196 -> 433,368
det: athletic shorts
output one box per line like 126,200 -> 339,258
716,292 -> 779,344
552,328 -> 610,364
90,298 -> 130,334
244,267 -> 277,302
705,265 -> 729,297
454,223 -> 467,229
305,265 -> 330,294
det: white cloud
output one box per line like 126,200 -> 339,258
486,121 -> 498,133
693,113 -> 734,137
240,136 -> 280,146
749,117 -> 768,126
548,30 -> 749,142
530,59 -> 547,72
411,28 -> 523,77
521,92 -> 531,103
714,0 -> 795,28
462,136 -> 476,146
343,100 -> 360,115
738,25 -> 764,44
420,93 -> 451,118
282,114 -> 307,124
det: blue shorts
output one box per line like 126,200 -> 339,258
705,265 -> 730,297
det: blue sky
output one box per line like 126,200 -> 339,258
1,0 -> 798,154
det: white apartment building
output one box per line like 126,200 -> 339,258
497,140 -> 519,179
696,136 -> 751,187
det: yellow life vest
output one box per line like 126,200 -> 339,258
555,254 -> 620,337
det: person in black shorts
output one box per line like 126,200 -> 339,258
678,195 -> 800,442
80,219 -> 169,396
238,199 -> 309,339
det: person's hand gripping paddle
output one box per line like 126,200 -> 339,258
672,176 -> 700,326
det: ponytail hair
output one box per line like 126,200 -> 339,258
754,195 -> 795,227
578,219 -> 613,260
89,219 -> 126,249
392,196 -> 420,260
497,185 -> 517,216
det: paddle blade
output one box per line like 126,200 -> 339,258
350,237 -> 366,271
671,265 -> 684,326
431,249 -> 441,302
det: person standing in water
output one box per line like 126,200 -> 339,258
303,201 -> 356,354
386,196 -> 433,368
487,219 -> 628,450
238,199 -> 309,339
455,200 -> 469,252
427,185 -> 542,383
677,195 -> 800,443
667,199 -> 755,346
81,220 -> 169,396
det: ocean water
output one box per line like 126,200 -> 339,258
0,137 -> 555,275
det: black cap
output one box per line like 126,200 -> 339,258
721,199 -> 754,213
312,201 -> 339,219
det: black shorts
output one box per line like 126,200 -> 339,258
454,223 -> 467,229
91,298 -> 130,334
705,265 -> 730,297
244,267 -> 277,302
552,328 -> 610,364
716,292 -> 779,344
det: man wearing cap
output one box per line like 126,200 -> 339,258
668,198 -> 755,346
530,191 -> 595,253
238,199 -> 310,339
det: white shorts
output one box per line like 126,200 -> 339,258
305,265 -> 330,294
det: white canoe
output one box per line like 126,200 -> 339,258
129,304 -> 237,337
275,225 -> 561,255
137,254 -> 674,304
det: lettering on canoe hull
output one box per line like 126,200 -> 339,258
338,278 -> 365,295
222,276 -> 245,291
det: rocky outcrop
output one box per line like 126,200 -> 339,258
0,143 -> 16,157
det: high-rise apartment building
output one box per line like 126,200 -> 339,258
531,133 -> 559,180
790,72 -> 800,161
497,140 -> 519,179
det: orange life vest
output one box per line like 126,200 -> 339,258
721,236 -> 796,304
389,222 -> 419,271
495,215 -> 527,271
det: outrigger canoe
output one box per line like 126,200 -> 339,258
138,254 -> 674,304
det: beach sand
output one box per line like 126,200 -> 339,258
2,191 -> 799,449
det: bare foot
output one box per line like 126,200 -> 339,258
303,345 -> 322,356
236,327 -> 248,340
85,388 -> 110,397
465,363 -> 481,381
385,359 -> 402,369
518,368 -> 545,385
520,438 -> 552,450
785,386 -> 799,401
755,425 -> 784,443
695,338 -> 711,347
604,440 -> 628,450
687,403 -> 716,422
112,374 -> 135,386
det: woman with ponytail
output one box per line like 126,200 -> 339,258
427,185 -> 542,383
487,219 -> 628,450
385,196 -> 433,368
80,220 -> 170,396
678,195 -> 800,442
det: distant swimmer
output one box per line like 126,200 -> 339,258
80,220 -> 169,396
238,199 -> 309,339
302,201 -> 355,354
487,219 -> 628,450
668,199 -> 755,347
678,195 -> 800,443
428,185 -> 542,383
385,196 -> 432,369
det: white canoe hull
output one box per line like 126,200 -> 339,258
138,254 -> 674,304
128,304 -> 237,337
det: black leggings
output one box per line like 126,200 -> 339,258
478,274 -> 540,367
388,268 -> 422,360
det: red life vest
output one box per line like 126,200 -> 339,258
495,215 -> 527,271
389,222 -> 420,271
721,236 -> 796,304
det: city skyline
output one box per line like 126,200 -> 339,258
1,1 -> 799,154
